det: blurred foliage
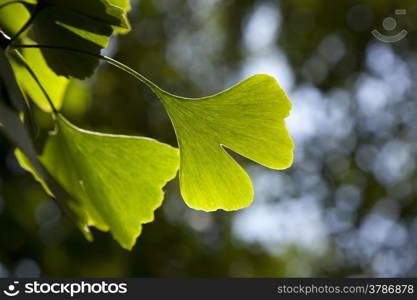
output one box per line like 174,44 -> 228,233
1,0 -> 417,277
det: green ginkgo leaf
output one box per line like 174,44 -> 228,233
32,0 -> 131,78
32,5 -> 110,78
0,1 -> 70,111
48,0 -> 130,31
9,47 -> 69,112
39,114 -> 179,249
0,0 -> 34,38
154,74 -> 294,211
0,50 -> 91,240
107,0 -> 131,33
14,148 -> 94,242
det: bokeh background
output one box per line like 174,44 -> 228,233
1,0 -> 417,277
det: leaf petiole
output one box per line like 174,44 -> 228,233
11,44 -> 171,98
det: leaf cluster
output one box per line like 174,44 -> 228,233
0,0 -> 293,249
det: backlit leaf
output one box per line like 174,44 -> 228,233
48,0 -> 130,31
14,148 -> 94,241
1,50 -> 92,240
39,114 -> 179,249
32,5 -> 110,78
32,0 -> 131,78
9,47 -> 69,112
0,0 -> 34,38
107,0 -> 132,33
155,74 -> 294,211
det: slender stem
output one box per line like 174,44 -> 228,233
13,49 -> 58,114
11,44 -> 170,97
104,56 -> 161,94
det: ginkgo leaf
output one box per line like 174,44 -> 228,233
32,5 -> 111,78
1,50 -> 92,240
9,47 -> 69,112
1,103 -> 93,241
32,0 -> 131,78
39,114 -> 179,249
0,1 -> 70,112
107,0 -> 131,33
154,74 -> 294,211
49,0 -> 130,31
15,148 -> 53,196
14,148 -> 94,241
0,0 -> 34,38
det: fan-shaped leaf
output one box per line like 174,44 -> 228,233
39,114 -> 179,249
156,74 -> 294,211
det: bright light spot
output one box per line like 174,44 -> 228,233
243,3 -> 281,53
233,196 -> 328,255
240,51 -> 294,93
